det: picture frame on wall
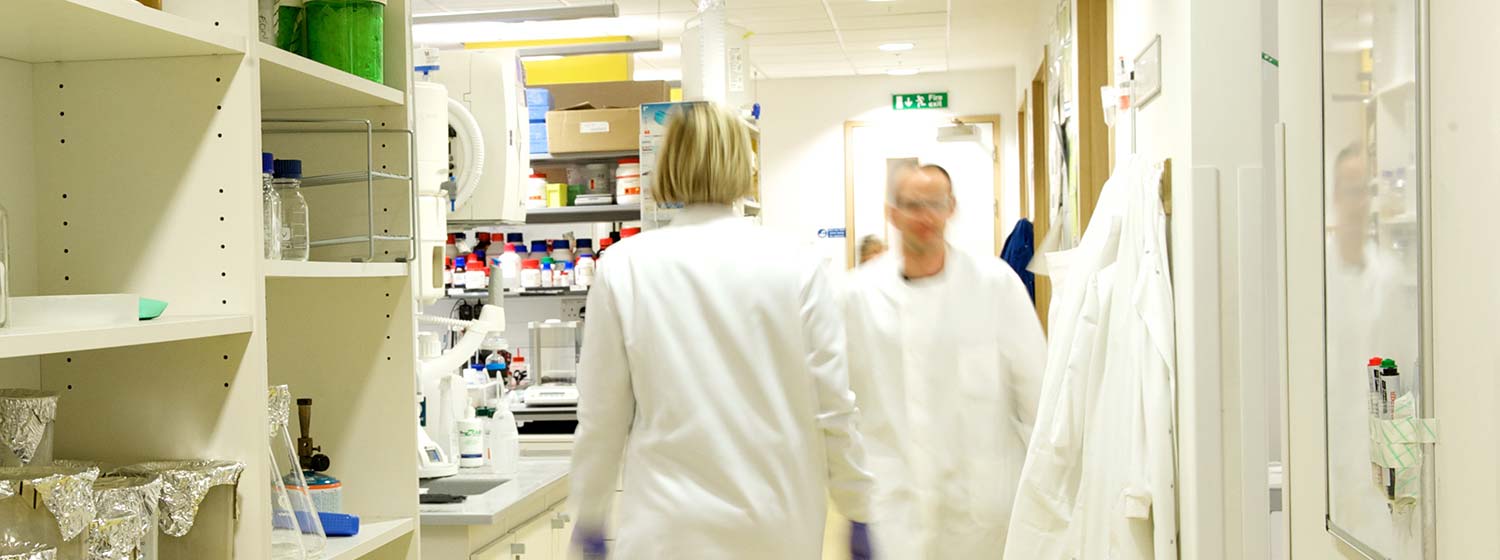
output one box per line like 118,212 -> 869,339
1134,35 -> 1163,108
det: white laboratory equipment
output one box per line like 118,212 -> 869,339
521,320 -> 581,407
413,80 -> 453,304
427,48 -> 530,223
415,304 -> 506,479
272,159 -> 311,262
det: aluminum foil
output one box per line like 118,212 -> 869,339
0,466 -> 100,541
0,390 -> 59,466
268,385 -> 292,437
84,512 -> 135,560
47,460 -> 113,472
110,461 -> 242,537
0,539 -> 57,560
90,477 -> 161,560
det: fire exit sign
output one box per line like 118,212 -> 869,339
892,92 -> 949,110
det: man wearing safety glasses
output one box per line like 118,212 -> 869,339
843,163 -> 1047,559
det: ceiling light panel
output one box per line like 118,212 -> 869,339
878,42 -> 914,51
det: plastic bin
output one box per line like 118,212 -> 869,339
0,465 -> 100,560
0,390 -> 59,467
89,476 -> 163,560
111,460 -> 242,559
306,0 -> 385,83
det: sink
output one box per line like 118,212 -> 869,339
420,476 -> 510,496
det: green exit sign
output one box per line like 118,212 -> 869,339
893,92 -> 949,110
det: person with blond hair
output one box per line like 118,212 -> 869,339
858,235 -> 887,265
569,102 -> 874,559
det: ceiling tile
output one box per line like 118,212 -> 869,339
732,17 -> 834,34
827,0 -> 948,18
839,26 -> 946,43
747,30 -> 840,46
836,13 -> 947,31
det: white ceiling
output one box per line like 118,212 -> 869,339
411,0 -> 1042,80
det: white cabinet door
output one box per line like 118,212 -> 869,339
512,509 -> 557,560
471,532 -> 515,560
550,508 -> 576,559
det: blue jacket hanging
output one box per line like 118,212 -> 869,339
1001,218 -> 1036,302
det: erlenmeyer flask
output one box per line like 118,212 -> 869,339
269,385 -> 326,559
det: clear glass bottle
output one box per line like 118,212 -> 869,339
262,153 -> 282,261
0,200 -> 8,328
273,159 -> 311,262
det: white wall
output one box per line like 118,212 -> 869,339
755,68 -> 1019,266
1430,2 -> 1500,554
0,57 -> 39,389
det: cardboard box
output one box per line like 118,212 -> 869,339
546,107 -> 640,154
541,81 -> 670,111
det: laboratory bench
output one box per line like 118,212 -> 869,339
420,455 -> 574,559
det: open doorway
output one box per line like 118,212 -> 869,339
842,115 -> 1004,269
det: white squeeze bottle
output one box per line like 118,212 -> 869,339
457,409 -> 486,468
478,405 -> 520,476
499,243 -> 522,292
575,253 -> 595,288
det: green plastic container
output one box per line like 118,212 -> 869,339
306,0 -> 385,83
275,0 -> 308,57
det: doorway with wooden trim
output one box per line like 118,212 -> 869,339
842,115 -> 1004,270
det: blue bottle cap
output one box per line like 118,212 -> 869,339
454,256 -> 467,268
485,362 -> 506,371
474,250 -> 486,263
262,153 -> 275,174
576,239 -> 593,249
273,159 -> 303,179
554,239 -> 570,250
507,233 -> 524,243
530,241 -> 548,253
272,159 -> 302,179
564,262 -> 575,270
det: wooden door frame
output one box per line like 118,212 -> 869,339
1030,54 -> 1052,330
842,115 -> 1004,269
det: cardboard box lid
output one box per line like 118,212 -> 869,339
539,80 -> 670,110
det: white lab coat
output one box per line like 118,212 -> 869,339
1005,157 -> 1177,560
844,247 -> 1047,559
569,205 -> 873,560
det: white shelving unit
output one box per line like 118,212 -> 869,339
0,1 -> 421,559
324,518 -> 416,560
264,261 -> 410,279
0,0 -> 244,63
0,315 -> 252,359
259,45 -> 404,111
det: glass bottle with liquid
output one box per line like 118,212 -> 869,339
262,153 -> 282,260
273,159 -> 311,261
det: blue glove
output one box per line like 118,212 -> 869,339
850,521 -> 872,560
573,527 -> 607,559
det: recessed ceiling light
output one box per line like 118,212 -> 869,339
887,68 -> 919,76
879,42 -> 914,52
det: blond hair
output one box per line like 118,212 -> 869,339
653,102 -> 755,205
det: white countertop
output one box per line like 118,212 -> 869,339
418,458 -> 571,526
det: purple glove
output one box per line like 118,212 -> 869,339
850,521 -> 873,560
573,527 -> 607,559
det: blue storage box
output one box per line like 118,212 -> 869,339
529,122 -> 549,154
525,88 -> 551,122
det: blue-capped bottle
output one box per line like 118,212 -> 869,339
273,159 -> 311,262
262,153 -> 282,260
